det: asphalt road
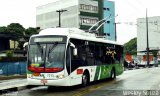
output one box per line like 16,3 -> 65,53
3,67 -> 160,96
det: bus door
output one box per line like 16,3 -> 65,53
66,42 -> 84,85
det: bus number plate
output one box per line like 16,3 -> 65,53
40,79 -> 48,83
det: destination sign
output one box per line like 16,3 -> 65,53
34,37 -> 63,42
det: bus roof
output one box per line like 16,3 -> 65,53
33,28 -> 122,46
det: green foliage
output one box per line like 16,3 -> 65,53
6,23 -> 25,49
25,27 -> 39,37
0,26 -> 8,33
6,50 -> 14,57
7,23 -> 25,39
152,50 -> 158,57
124,37 -> 137,55
0,23 -> 39,50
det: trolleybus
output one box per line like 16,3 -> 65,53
27,28 -> 123,87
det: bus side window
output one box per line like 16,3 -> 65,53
79,45 -> 88,66
87,42 -> 95,65
103,45 -> 114,64
115,45 -> 123,64
95,44 -> 103,65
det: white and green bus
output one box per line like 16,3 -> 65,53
27,28 -> 123,87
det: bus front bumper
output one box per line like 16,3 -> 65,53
27,77 -> 71,86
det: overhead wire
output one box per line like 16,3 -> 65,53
115,0 -> 160,31
114,0 -> 146,26
134,0 -> 160,33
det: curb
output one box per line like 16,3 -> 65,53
0,75 -> 26,80
0,85 -> 27,95
0,79 -> 28,94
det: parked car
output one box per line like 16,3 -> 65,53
157,58 -> 160,64
137,61 -> 146,67
128,61 -> 135,68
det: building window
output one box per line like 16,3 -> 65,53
106,21 -> 110,24
80,17 -> 98,26
103,7 -> 110,11
80,4 -> 98,13
107,8 -> 110,11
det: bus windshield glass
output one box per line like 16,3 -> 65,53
28,36 -> 67,73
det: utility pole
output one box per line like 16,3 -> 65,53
114,22 -> 120,41
56,9 -> 67,27
146,8 -> 150,67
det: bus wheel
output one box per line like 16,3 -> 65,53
110,69 -> 116,79
82,73 -> 88,87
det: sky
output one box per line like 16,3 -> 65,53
0,0 -> 160,44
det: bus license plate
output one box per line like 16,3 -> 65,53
40,79 -> 47,83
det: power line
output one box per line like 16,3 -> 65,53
126,0 -> 145,13
114,0 -> 145,22
135,0 -> 146,8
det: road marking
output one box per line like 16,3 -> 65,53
72,80 -> 117,96
72,69 -> 147,96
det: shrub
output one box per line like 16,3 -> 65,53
6,50 -> 14,57
0,57 -> 27,62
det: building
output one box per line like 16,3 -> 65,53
0,34 -> 10,51
36,0 -> 116,41
137,16 -> 160,62
103,0 -> 115,41
137,16 -> 160,53
0,33 -> 18,51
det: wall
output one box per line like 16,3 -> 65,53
103,0 -> 115,41
0,62 -> 26,75
36,0 -> 79,29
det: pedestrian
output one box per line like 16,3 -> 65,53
23,42 -> 28,56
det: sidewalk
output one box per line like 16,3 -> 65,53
0,79 -> 27,90
0,75 -> 28,91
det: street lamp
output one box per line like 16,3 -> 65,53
56,9 -> 67,27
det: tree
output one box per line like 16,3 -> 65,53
7,23 -> 25,40
0,26 -> 8,33
25,27 -> 38,36
24,27 -> 39,42
0,23 -> 39,50
152,50 -> 158,62
124,37 -> 137,55
7,23 -> 25,49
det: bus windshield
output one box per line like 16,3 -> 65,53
28,36 -> 66,73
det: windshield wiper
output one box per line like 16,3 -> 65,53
36,42 -> 43,53
48,42 -> 58,57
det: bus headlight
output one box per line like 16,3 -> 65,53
56,74 -> 64,79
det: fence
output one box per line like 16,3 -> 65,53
0,62 -> 26,76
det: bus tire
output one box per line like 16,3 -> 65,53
110,69 -> 116,79
82,72 -> 89,87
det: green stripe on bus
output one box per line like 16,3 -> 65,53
94,66 -> 100,80
94,64 -> 123,80
100,65 -> 109,79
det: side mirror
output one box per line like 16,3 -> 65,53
73,48 -> 77,56
69,42 -> 77,56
